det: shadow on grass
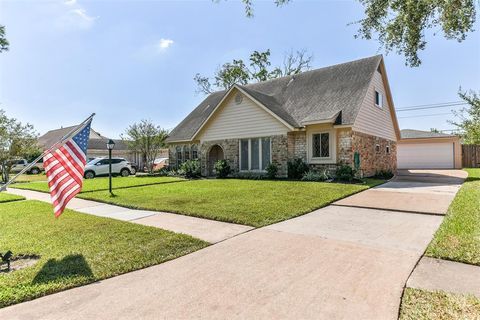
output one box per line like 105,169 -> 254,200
80,179 -> 189,194
32,254 -> 93,284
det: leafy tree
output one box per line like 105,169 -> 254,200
122,120 -> 169,173
0,110 -> 39,182
430,128 -> 440,133
232,0 -> 477,67
0,25 -> 9,53
194,49 -> 312,94
450,88 -> 480,144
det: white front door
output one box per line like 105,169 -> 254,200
398,142 -> 454,169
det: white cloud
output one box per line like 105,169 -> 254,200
157,38 -> 174,51
64,0 -> 77,6
72,8 -> 97,22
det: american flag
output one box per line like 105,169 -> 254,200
44,120 -> 92,218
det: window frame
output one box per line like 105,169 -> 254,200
309,130 -> 334,162
239,137 -> 272,172
375,90 -> 383,108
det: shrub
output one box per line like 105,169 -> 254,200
180,160 -> 201,179
335,164 -> 356,182
374,169 -> 394,180
301,168 -> 330,182
232,171 -> 266,180
214,159 -> 231,178
287,158 -> 309,180
265,162 -> 278,179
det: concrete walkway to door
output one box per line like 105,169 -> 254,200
0,170 -> 466,320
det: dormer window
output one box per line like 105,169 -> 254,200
375,90 -> 383,108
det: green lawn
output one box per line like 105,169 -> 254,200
0,193 -> 25,203
400,288 -> 480,320
0,200 -> 208,308
78,179 -> 384,227
425,168 -> 480,266
11,176 -> 184,193
13,174 -> 48,183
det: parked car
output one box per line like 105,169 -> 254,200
150,157 -> 169,172
84,157 -> 134,179
6,159 -> 44,174
126,162 -> 138,175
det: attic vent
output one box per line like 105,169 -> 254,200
235,93 -> 243,104
287,77 -> 295,86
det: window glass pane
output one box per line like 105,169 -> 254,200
262,138 -> 271,169
251,139 -> 259,170
375,91 -> 380,105
240,139 -> 249,170
312,134 -> 321,157
321,133 -> 330,157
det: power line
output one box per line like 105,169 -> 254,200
397,112 -> 452,119
396,100 -> 464,109
396,102 -> 467,112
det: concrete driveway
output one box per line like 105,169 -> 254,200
334,169 -> 467,215
0,170 -> 465,320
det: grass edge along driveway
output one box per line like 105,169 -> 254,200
77,179 -> 384,227
0,193 -> 25,203
0,200 -> 208,308
425,168 -> 480,266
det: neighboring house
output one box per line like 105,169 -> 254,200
398,129 -> 462,169
38,126 -> 142,166
166,55 -> 400,177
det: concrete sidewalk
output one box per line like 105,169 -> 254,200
7,188 -> 253,243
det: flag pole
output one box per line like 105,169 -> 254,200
0,113 -> 95,192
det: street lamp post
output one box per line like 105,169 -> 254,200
106,139 -> 115,195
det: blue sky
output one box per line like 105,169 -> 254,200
1,0 -> 479,138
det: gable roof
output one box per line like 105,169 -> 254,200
38,126 -> 129,151
400,129 -> 457,139
167,55 -> 384,142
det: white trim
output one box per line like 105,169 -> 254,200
301,112 -> 340,126
306,127 -> 337,164
239,137 -> 272,172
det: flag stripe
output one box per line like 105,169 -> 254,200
45,120 -> 91,218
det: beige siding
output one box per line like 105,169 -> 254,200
197,91 -> 290,142
353,70 -> 397,141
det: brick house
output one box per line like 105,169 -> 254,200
166,55 -> 400,177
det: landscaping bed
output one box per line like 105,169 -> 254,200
0,200 -> 208,308
78,178 -> 384,227
425,168 -> 480,266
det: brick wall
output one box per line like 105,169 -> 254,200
352,131 -> 397,177
287,131 -> 307,162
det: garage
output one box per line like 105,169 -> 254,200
398,130 -> 462,169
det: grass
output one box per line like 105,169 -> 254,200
0,193 -> 25,203
425,168 -> 480,266
13,174 -> 48,183
0,200 -> 208,308
78,178 -> 384,227
11,176 -> 184,193
400,288 -> 480,320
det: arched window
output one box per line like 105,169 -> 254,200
176,146 -> 182,168
191,145 -> 198,160
184,145 -> 190,161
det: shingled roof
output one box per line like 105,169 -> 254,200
167,55 -> 383,142
400,129 -> 457,139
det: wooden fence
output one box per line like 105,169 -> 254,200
462,145 -> 480,168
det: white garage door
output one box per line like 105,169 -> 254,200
398,143 -> 454,169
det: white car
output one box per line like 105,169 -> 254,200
7,159 -> 44,174
83,158 -> 134,179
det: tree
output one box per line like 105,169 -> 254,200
430,128 -> 440,133
194,49 -> 312,94
232,0 -> 477,67
450,88 -> 480,144
0,110 -> 39,182
0,25 -> 9,53
122,120 -> 169,173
